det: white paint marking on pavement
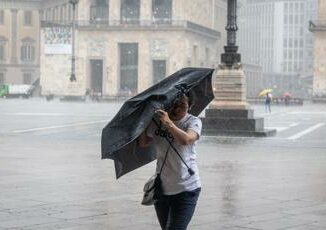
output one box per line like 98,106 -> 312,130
5,112 -> 66,116
287,123 -> 325,140
265,123 -> 299,132
265,126 -> 288,132
4,112 -> 107,117
289,122 -> 299,127
12,120 -> 108,133
288,111 -> 326,115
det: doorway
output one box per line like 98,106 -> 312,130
90,59 -> 103,94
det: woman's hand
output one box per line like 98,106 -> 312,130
156,110 -> 173,128
155,109 -> 198,145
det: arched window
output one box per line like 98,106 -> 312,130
21,37 -> 35,62
120,0 -> 140,24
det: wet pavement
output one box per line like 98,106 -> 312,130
1,98 -> 326,230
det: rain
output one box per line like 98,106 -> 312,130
1,0 -> 326,229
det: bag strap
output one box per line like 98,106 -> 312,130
158,144 -> 171,175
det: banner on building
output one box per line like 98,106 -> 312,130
42,26 -> 72,54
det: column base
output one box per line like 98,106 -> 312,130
201,108 -> 276,137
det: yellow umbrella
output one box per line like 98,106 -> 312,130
258,88 -> 272,96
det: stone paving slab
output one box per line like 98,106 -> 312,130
1,102 -> 326,229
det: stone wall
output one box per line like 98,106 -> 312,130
39,0 -> 223,97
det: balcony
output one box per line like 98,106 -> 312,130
309,20 -> 326,32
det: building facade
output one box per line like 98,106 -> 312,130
40,0 -> 227,97
310,0 -> 326,97
242,63 -> 263,98
0,0 -> 41,85
238,0 -> 317,97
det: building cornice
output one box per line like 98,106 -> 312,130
41,0 -> 69,9
0,0 -> 42,10
41,19 -> 221,40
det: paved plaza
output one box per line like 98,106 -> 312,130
1,98 -> 326,230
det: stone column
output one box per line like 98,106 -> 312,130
10,9 -> 18,64
211,0 -> 248,110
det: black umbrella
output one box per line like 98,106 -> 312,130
101,67 -> 215,178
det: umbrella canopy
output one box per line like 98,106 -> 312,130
283,92 -> 291,97
258,88 -> 273,97
101,67 -> 215,178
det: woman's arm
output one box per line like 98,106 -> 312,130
156,110 -> 198,145
138,127 -> 153,148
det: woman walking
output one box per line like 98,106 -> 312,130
138,94 -> 202,230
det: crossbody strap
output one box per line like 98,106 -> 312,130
158,144 -> 171,175
152,118 -> 194,176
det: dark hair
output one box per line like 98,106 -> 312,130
173,92 -> 194,108
185,92 -> 194,107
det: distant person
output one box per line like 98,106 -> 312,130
284,95 -> 290,106
265,92 -> 272,113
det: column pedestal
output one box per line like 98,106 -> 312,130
202,66 -> 276,137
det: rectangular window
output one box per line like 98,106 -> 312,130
0,44 -> 4,60
0,72 -> 4,84
205,47 -> 210,65
295,15 -> 299,24
294,50 -> 298,59
68,5 -> 72,20
121,0 -> 140,24
283,38 -> 287,47
21,44 -> 35,61
294,39 -> 298,48
0,10 -> 4,24
60,7 -> 63,21
283,62 -> 287,72
294,62 -> 298,72
152,60 -> 166,84
119,43 -> 138,94
284,15 -> 288,24
193,45 -> 198,66
152,0 -> 172,24
23,73 -> 32,84
90,0 -> 109,21
24,11 -> 32,25
300,15 -> 304,24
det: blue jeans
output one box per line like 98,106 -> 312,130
265,103 -> 271,113
154,188 -> 201,230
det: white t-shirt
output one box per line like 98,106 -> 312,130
147,113 -> 202,195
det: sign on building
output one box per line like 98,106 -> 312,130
42,26 -> 72,54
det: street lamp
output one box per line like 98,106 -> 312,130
69,0 -> 79,82
221,0 -> 241,68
